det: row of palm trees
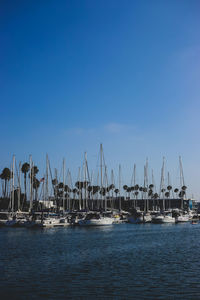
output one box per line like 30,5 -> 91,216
0,163 -> 40,202
123,184 -> 187,200
0,161 -> 187,211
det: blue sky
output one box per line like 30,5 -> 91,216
1,0 -> 200,198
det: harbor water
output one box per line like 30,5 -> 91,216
1,223 -> 200,299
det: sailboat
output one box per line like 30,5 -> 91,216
78,212 -> 114,226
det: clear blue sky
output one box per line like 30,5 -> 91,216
1,0 -> 200,198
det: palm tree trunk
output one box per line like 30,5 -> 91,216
24,174 -> 27,202
4,180 -> 7,198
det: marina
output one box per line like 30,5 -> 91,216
0,145 -> 199,229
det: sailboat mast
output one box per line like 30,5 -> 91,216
160,157 -> 165,211
119,164 -> 121,211
18,161 -> 21,211
29,155 -> 33,212
146,159 -> 149,212
46,154 -> 49,208
84,152 -> 87,210
179,156 -> 185,187
100,144 -> 103,204
104,165 -> 108,211
111,169 -> 114,209
11,155 -> 15,214
63,158 -> 65,212
78,167 -> 81,210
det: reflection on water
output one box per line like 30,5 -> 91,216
1,223 -> 200,299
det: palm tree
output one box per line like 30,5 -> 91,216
182,185 -> 187,191
58,182 -> 64,189
87,185 -> 93,200
75,181 -> 84,200
109,184 -> 115,190
174,188 -> 179,198
143,187 -> 147,193
153,193 -> 159,199
33,178 -> 40,201
134,191 -> 139,199
0,168 -> 11,197
123,185 -> 128,199
127,187 -> 132,199
31,166 -> 39,178
21,163 -> 30,201
165,191 -> 170,198
134,184 -> 139,191
123,185 -> 128,191
64,185 -> 71,193
179,190 -> 185,198
72,188 -> 77,199
114,188 -> 119,197
99,187 -> 106,196
92,185 -> 100,195
52,178 -> 58,186
148,189 -> 153,197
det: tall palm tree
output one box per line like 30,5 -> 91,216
21,163 -> 30,201
33,178 -> 40,201
134,184 -> 139,191
174,188 -> 179,198
31,166 -> 39,178
75,181 -> 84,199
165,191 -> 170,198
143,187 -> 147,193
123,185 -> 128,191
52,178 -> 58,186
0,168 -> 11,197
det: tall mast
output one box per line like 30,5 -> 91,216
18,161 -> 21,211
78,167 -> 81,210
63,158 -> 65,212
179,156 -> 185,187
134,164 -> 136,186
152,169 -> 156,191
144,165 -> 146,211
69,170 -> 73,211
97,170 -> 99,209
145,158 -> 148,188
11,155 -> 15,214
100,144 -> 103,204
111,169 -> 114,209
104,165 -> 109,211
152,169 -> 155,211
84,152 -> 87,210
29,155 -> 33,212
145,158 -> 149,212
66,169 -> 69,211
160,157 -> 165,211
46,154 -> 49,208
119,164 -> 121,211
54,168 -> 58,211
179,156 -> 186,208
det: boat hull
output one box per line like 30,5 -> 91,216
79,217 -> 114,226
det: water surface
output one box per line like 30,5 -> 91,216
0,223 -> 200,299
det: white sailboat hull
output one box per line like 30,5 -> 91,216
162,216 -> 175,223
79,217 -> 114,226
176,215 -> 189,223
